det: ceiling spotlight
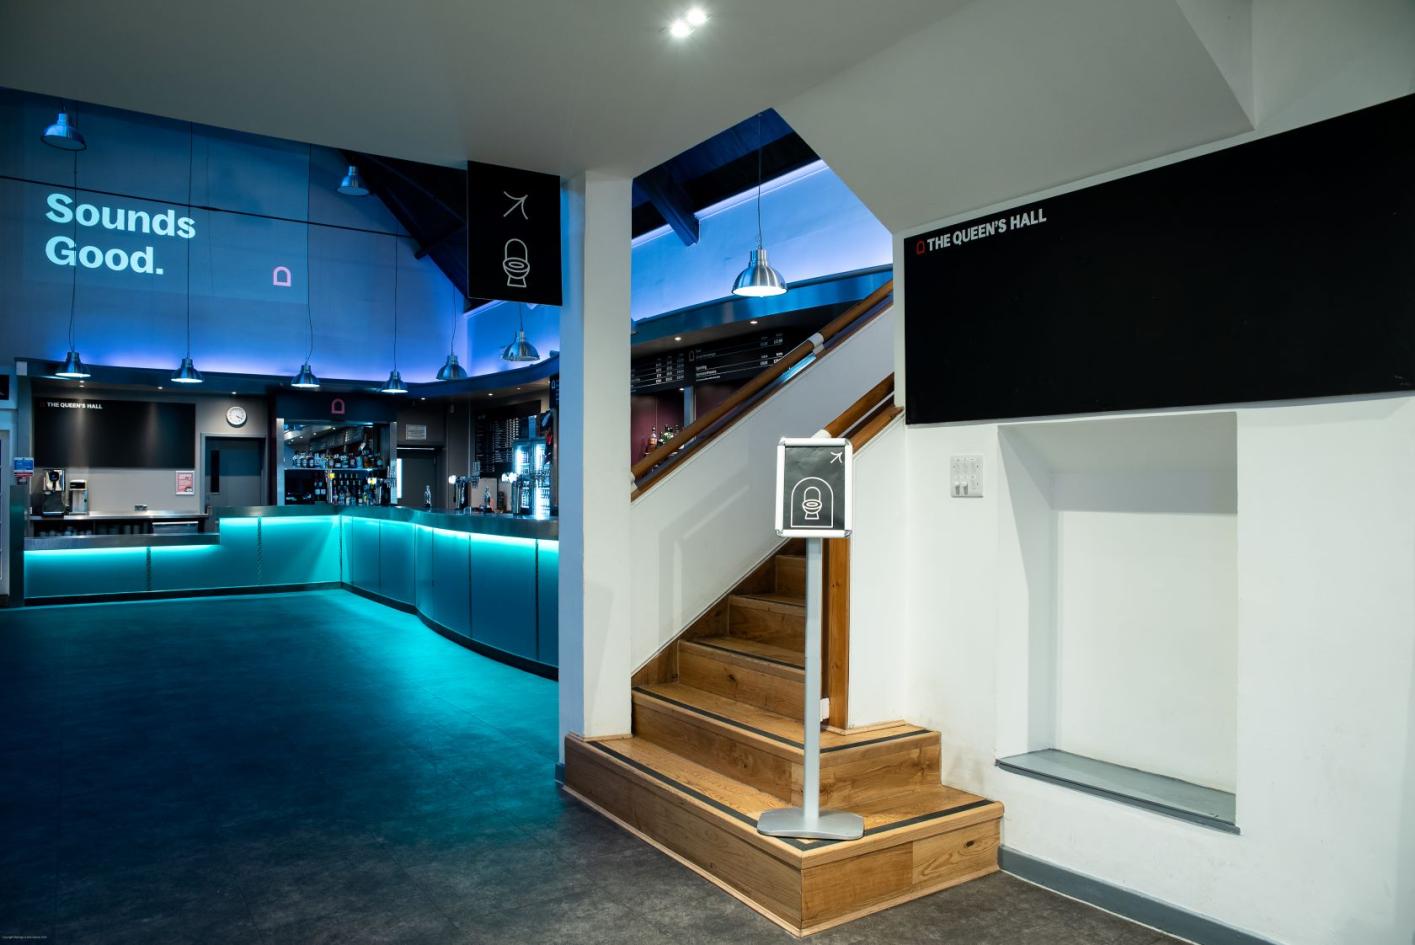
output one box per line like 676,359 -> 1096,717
669,18 -> 693,38
338,165 -> 368,196
674,335 -> 683,342
685,7 -> 709,26
750,319 -> 759,325
42,111 -> 87,151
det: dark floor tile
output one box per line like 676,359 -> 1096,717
0,592 -> 1183,945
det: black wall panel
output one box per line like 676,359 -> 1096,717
34,398 -> 196,468
903,95 -> 1415,424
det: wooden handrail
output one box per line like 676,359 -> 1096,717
825,375 -> 895,439
631,280 -> 894,485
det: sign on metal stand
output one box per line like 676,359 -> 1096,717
758,435 -> 863,841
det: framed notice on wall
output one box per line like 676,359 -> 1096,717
175,470 -> 195,495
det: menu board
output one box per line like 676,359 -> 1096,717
631,330 -> 790,394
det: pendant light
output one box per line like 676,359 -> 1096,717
41,109 -> 86,151
291,144 -> 320,389
338,165 -> 368,196
731,113 -> 787,298
379,236 -> 408,394
436,282 -> 468,381
500,304 -> 540,362
53,133 -> 90,379
171,123 -> 203,384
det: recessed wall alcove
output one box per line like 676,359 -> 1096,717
995,411 -> 1238,830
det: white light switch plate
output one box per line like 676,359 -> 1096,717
950,454 -> 983,497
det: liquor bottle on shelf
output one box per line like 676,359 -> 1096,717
648,426 -> 659,453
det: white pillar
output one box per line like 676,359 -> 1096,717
558,171 -> 634,759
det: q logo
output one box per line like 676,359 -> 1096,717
789,477 -> 834,529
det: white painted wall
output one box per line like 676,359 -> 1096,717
842,416 -> 907,726
557,173 -> 634,756
996,413 -> 1240,793
627,308 -> 894,671
836,5 -> 1415,942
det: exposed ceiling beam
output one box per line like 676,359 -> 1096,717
636,167 -> 701,246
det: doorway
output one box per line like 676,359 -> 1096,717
206,436 -> 266,508
397,448 -> 443,508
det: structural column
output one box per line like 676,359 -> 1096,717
558,171 -> 634,758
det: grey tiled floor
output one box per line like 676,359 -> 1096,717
0,590 -> 1178,944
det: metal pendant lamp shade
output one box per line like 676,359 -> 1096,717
171,125 -> 203,384
171,356 -> 204,384
55,350 -> 91,379
380,369 -> 407,394
732,113 -> 787,299
291,362 -> 320,389
436,353 -> 468,381
732,247 -> 787,297
42,111 -> 86,151
379,237 -> 407,394
501,305 -> 540,362
338,165 -> 368,196
502,327 -> 540,363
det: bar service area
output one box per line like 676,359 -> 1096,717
9,377 -> 559,673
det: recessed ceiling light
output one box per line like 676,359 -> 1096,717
750,319 -> 759,325
674,335 -> 683,341
685,7 -> 709,26
669,18 -> 693,38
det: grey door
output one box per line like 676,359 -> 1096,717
208,437 -> 264,508
397,450 -> 440,507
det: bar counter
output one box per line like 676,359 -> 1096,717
23,505 -> 558,676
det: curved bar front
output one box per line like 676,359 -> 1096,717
23,506 -> 558,677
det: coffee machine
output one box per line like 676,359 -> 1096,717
67,478 -> 90,515
40,468 -> 67,516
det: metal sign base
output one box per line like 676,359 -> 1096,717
757,807 -> 864,841
756,537 -> 864,842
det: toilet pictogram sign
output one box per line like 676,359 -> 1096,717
775,437 -> 852,538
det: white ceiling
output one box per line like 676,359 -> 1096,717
779,0 -> 1256,234
0,0 -> 966,176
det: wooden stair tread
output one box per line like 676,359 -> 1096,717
687,635 -> 804,670
635,682 -> 926,751
576,734 -> 999,853
733,592 -> 806,609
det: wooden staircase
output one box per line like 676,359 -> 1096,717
564,539 -> 1003,935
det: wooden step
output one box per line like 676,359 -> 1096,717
633,683 -> 940,807
774,553 -> 806,598
678,638 -> 805,720
728,593 -> 806,650
564,733 -> 1003,935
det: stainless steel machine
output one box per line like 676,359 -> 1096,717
40,468 -> 67,516
67,478 -> 89,515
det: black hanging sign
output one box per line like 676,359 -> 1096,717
466,161 -> 562,306
902,94 -> 1415,424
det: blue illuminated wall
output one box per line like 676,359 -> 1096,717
463,160 -> 891,378
0,88 -> 463,382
